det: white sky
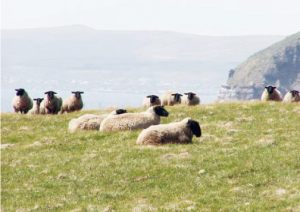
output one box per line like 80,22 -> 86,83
1,0 -> 300,35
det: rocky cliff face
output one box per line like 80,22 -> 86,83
218,32 -> 300,101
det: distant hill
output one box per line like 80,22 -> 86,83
218,32 -> 300,101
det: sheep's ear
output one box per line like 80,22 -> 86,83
40,98 -> 44,101
146,95 -> 151,98
80,92 -> 84,94
184,93 -> 188,95
71,91 -> 76,94
53,92 -> 57,94
179,94 -> 183,96
265,86 -> 268,89
44,91 -> 49,94
188,120 -> 201,137
33,98 -> 37,100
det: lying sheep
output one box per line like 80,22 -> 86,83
28,98 -> 44,114
40,91 -> 63,114
136,118 -> 201,145
161,91 -> 182,106
100,106 -> 169,132
142,95 -> 161,107
61,91 -> 84,113
182,92 -> 200,106
283,90 -> 300,103
261,86 -> 283,102
12,88 -> 33,114
68,109 -> 127,133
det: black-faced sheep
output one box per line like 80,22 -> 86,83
40,91 -> 62,114
161,91 -> 182,106
182,92 -> 200,106
142,95 -> 161,107
61,91 -> 84,113
283,90 -> 300,103
28,98 -> 44,114
261,86 -> 283,102
12,88 -> 33,114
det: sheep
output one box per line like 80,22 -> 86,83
68,109 -> 127,133
61,91 -> 84,113
161,91 -> 182,106
40,91 -> 63,114
283,90 -> 300,103
136,118 -> 201,145
142,95 -> 161,107
261,86 -> 283,102
28,98 -> 44,114
12,88 -> 33,114
182,92 -> 200,106
99,106 -> 169,132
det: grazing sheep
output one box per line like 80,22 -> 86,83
28,98 -> 44,114
142,95 -> 161,107
283,90 -> 300,103
61,91 -> 84,113
161,91 -> 182,106
100,106 -> 169,132
261,86 -> 283,102
40,91 -> 62,114
136,118 -> 201,145
12,88 -> 33,114
68,109 -> 127,133
182,92 -> 200,106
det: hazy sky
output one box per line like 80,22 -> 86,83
2,0 -> 300,35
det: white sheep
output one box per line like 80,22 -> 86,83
99,106 -> 169,132
40,91 -> 63,114
28,98 -> 44,115
161,91 -> 182,106
12,88 -> 33,114
61,91 -> 84,113
136,118 -> 202,145
283,90 -> 300,103
68,109 -> 127,133
261,86 -> 283,102
182,92 -> 200,106
142,95 -> 161,108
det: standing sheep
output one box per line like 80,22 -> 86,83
100,106 -> 169,132
61,91 -> 84,113
40,91 -> 62,114
161,91 -> 182,106
182,92 -> 200,106
136,118 -> 201,145
12,88 -> 33,114
142,95 -> 161,107
28,98 -> 44,114
283,90 -> 300,103
261,86 -> 283,102
68,109 -> 127,133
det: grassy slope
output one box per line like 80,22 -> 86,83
1,102 -> 300,211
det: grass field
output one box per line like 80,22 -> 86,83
1,102 -> 300,211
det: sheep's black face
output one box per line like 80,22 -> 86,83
291,90 -> 299,97
265,86 -> 276,94
154,106 -> 169,117
45,91 -> 57,99
33,98 -> 44,105
184,92 -> 196,100
187,119 -> 201,137
147,95 -> 159,104
171,93 -> 182,102
15,88 -> 25,96
116,109 -> 127,114
72,91 -> 84,99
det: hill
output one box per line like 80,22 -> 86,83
218,32 -> 300,101
2,103 -> 300,210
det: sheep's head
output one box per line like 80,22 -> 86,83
184,92 -> 196,100
265,86 -> 276,94
146,95 -> 159,104
33,98 -> 44,105
171,93 -> 182,102
15,88 -> 25,96
115,109 -> 127,115
187,119 -> 201,137
44,91 -> 57,99
72,91 -> 84,99
290,90 -> 299,97
153,106 -> 169,117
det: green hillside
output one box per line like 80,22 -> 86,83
1,102 -> 300,211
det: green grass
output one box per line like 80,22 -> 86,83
1,102 -> 300,211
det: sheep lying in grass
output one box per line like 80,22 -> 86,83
182,92 -> 200,106
142,95 -> 161,107
68,109 -> 127,133
40,91 -> 63,114
12,88 -> 33,114
100,106 -> 169,132
61,91 -> 84,113
161,91 -> 182,106
136,118 -> 201,145
283,90 -> 300,103
261,86 -> 282,102
28,98 -> 44,114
